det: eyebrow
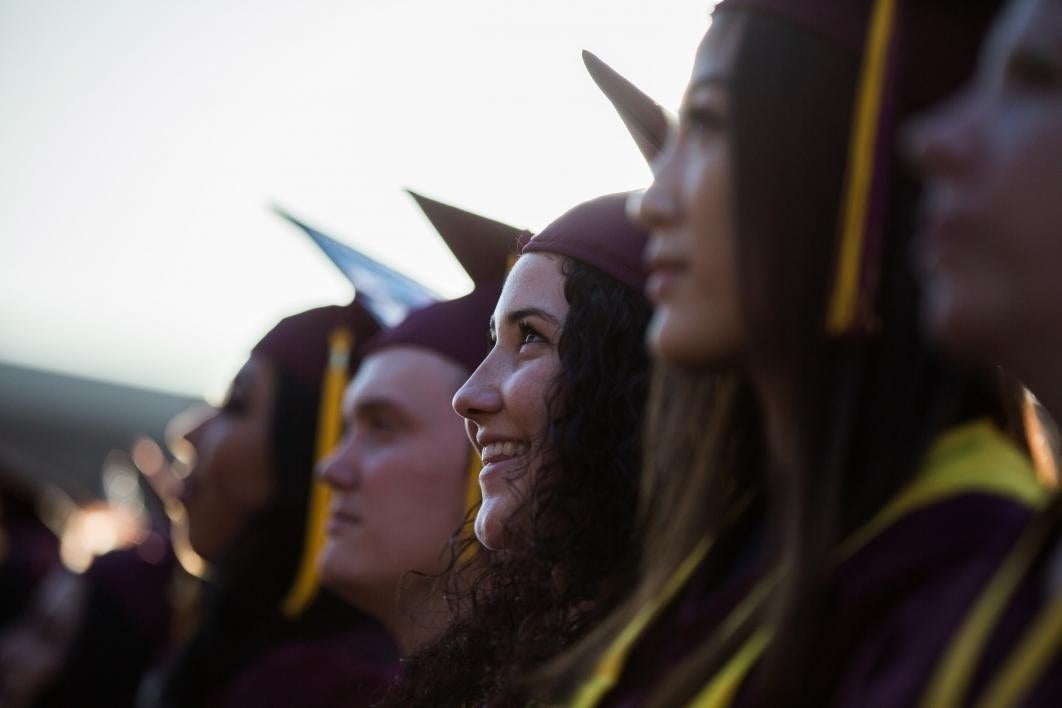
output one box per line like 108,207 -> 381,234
504,307 -> 562,328
344,396 -> 408,424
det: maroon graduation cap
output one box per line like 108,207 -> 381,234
521,192 -> 651,293
363,190 -> 529,374
582,50 -> 674,168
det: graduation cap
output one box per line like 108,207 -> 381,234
272,205 -> 438,328
362,190 -> 528,374
582,50 -> 674,169
522,192 -> 651,293
714,0 -> 1003,334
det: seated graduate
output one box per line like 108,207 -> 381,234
143,219 -> 398,708
548,3 -> 1053,707
905,0 -> 1062,703
382,192 -> 653,707
315,192 -> 525,654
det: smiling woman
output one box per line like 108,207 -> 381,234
459,251 -> 569,550
386,193 -> 654,707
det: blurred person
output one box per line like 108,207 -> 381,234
41,506 -> 180,708
385,193 -> 653,707
904,0 -> 1062,703
141,219 -> 399,708
316,191 -> 526,657
545,3 -> 1052,707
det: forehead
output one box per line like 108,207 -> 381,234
694,11 -> 747,80
345,347 -> 466,411
493,253 -> 568,323
240,354 -> 275,394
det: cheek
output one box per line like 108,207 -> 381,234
365,439 -> 469,545
504,363 -> 556,439
650,231 -> 742,367
221,429 -> 274,511
649,148 -> 742,367
928,126 -> 1062,355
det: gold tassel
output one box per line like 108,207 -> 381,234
281,326 -> 354,618
826,0 -> 897,334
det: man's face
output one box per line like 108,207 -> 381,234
317,347 -> 472,609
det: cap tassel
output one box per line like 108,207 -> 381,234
826,0 -> 898,335
282,327 -> 353,618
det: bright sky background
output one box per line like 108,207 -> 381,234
0,0 -> 710,400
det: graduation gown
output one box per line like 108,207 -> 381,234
203,618 -> 400,708
573,420 -> 1048,707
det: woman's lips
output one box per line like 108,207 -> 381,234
325,507 -> 360,535
478,440 -> 530,481
646,263 -> 686,302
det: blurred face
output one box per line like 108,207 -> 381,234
180,356 -> 275,562
638,13 -> 746,368
317,347 -> 471,611
453,253 -> 567,550
910,0 -> 1062,366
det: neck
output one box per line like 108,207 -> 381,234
367,577 -> 451,655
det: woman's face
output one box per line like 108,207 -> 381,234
317,347 -> 471,611
453,253 -> 567,550
180,355 -> 275,562
638,12 -> 746,369
910,0 -> 1062,367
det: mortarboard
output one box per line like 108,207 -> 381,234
362,190 -> 529,374
272,206 -> 438,328
582,50 -> 674,169
714,0 -> 1003,334
521,192 -> 651,293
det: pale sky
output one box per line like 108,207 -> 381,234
0,0 -> 710,399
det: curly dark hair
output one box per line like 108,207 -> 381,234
383,256 -> 653,707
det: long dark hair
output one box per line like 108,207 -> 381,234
154,368 -> 367,707
384,256 -> 653,707
544,9 -> 1014,707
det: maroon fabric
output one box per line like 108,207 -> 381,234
362,193 -> 526,373
521,193 -> 650,292
362,282 -> 502,374
599,493 -> 1035,707
251,300 -> 381,396
407,190 -> 527,286
715,0 -> 1002,115
582,51 -> 671,166
958,502 -> 1062,706
207,621 -> 400,708
84,540 -> 177,658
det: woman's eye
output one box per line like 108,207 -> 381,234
519,322 -> 546,346
367,416 -> 398,433
681,104 -> 727,138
